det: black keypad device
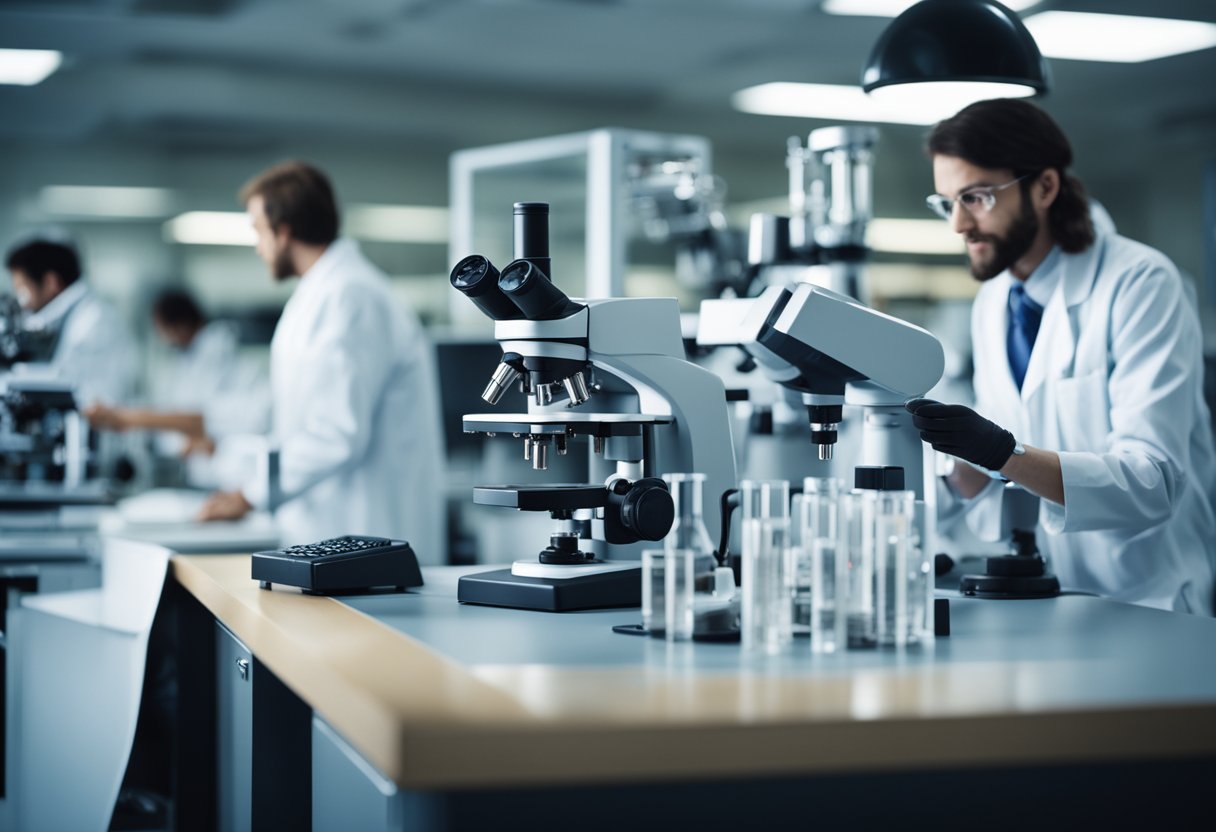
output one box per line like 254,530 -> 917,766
252,535 -> 423,594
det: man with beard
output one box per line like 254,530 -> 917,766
909,99 -> 1215,614
5,236 -> 136,406
196,161 -> 444,562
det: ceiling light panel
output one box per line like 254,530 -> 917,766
0,48 -> 62,86
345,204 -> 448,244
733,81 -> 1033,126
822,0 -> 1041,17
867,218 -> 963,255
164,212 -> 256,246
1024,12 -> 1216,63
40,186 -> 175,219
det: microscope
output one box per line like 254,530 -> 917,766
748,126 -> 878,301
957,483 -> 1061,599
2,296 -> 92,491
700,282 -> 944,499
0,378 -> 91,489
451,202 -> 737,611
1,294 -> 57,368
708,127 -> 880,486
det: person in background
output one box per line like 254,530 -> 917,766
196,161 -> 445,561
85,288 -> 270,484
909,98 -> 1215,615
5,237 -> 136,406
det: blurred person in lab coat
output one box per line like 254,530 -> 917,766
85,288 -> 270,486
5,237 -> 137,406
908,99 -> 1215,614
196,161 -> 445,561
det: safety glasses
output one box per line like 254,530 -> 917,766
926,173 -> 1035,221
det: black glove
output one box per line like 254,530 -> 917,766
905,398 -> 1016,472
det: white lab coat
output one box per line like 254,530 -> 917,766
152,321 -> 270,488
153,321 -> 267,434
25,281 -> 137,406
242,239 -> 446,562
970,232 -> 1216,614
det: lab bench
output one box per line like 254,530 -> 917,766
170,556 -> 1216,831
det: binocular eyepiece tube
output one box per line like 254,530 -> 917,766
449,202 -> 584,322
450,254 -> 522,321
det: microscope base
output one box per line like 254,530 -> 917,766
457,565 -> 641,611
959,573 -> 1061,599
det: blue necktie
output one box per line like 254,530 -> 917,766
1007,283 -> 1043,391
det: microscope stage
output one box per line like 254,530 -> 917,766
463,412 -> 672,437
457,564 -> 641,612
473,484 -> 609,511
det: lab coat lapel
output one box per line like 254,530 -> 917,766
1019,241 -> 1102,402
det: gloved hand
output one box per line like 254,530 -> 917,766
905,398 -> 1016,472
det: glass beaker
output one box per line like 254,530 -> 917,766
665,472 -> 732,638
740,479 -> 791,654
663,473 -> 716,556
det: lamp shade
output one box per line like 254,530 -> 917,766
861,0 -> 1049,98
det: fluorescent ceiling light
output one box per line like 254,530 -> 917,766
733,81 -> 1032,126
866,80 -> 1037,114
867,218 -> 963,255
40,186 -> 175,219
166,205 -> 450,246
346,204 -> 448,244
1024,11 -> 1216,63
0,48 -> 62,86
164,212 -> 255,246
823,0 -> 1040,17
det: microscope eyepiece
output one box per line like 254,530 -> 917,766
449,255 -> 523,321
498,259 -> 583,321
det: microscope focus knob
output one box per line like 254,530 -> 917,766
617,477 -> 675,542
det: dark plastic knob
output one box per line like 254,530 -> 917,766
854,465 -> 905,491
986,554 -> 1046,578
621,478 -> 675,542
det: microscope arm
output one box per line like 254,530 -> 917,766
750,283 -> 945,400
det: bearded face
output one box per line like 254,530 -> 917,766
964,187 -> 1040,282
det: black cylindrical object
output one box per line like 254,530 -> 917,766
854,465 -> 905,491
513,201 -> 551,277
498,259 -> 581,321
449,255 -> 522,320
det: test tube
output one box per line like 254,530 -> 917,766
664,548 -> 696,642
740,479 -> 791,654
788,493 -> 812,638
805,477 -> 843,653
642,549 -> 666,637
839,490 -> 875,649
873,489 -> 919,647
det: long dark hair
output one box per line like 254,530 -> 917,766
927,99 -> 1095,253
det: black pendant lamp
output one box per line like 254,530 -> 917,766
861,0 -> 1049,107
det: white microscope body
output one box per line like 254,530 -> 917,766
700,282 -> 945,500
453,201 -> 737,611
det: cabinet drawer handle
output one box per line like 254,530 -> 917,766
236,658 -> 250,681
